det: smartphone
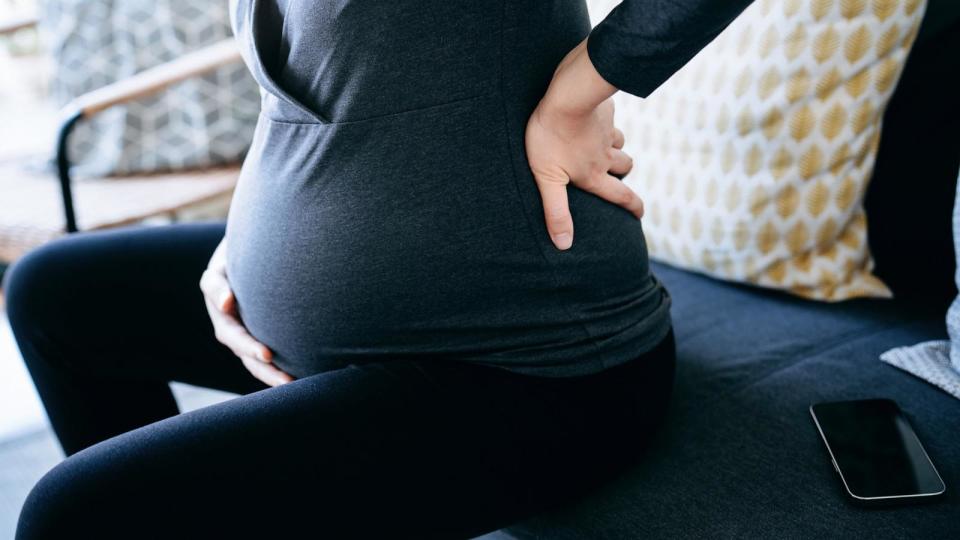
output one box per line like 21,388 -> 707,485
809,398 -> 946,505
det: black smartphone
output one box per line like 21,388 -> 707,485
809,398 -> 945,505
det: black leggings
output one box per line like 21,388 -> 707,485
4,222 -> 676,539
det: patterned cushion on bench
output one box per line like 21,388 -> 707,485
39,0 -> 260,176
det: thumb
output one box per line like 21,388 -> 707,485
534,176 -> 574,250
200,268 -> 235,313
218,287 -> 235,313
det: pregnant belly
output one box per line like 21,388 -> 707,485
225,95 -> 654,378
226,96 -> 538,376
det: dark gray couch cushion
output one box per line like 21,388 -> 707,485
497,262 -> 959,539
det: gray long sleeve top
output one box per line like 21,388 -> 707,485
588,0 -> 753,98
225,0 -> 753,379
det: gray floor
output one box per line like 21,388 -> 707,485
0,428 -> 60,538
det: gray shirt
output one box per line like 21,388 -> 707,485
225,0 -> 751,378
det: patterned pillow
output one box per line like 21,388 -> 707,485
40,0 -> 261,177
880,172 -> 960,401
589,0 -> 926,301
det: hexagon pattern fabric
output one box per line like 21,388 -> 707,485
40,0 -> 260,177
588,0 -> 926,301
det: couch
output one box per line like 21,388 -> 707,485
486,2 -> 960,538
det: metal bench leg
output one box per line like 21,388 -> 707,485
55,108 -> 81,233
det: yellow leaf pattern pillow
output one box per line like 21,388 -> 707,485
588,0 -> 926,301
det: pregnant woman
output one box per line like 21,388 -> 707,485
7,0 -> 751,537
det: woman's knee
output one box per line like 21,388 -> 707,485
2,236 -> 87,330
15,452 -> 105,539
16,433 -> 178,539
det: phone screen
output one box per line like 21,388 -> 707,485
810,399 -> 945,501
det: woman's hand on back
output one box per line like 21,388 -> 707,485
524,37 -> 644,251
199,238 -> 293,387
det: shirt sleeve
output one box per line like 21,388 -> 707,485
586,0 -> 756,98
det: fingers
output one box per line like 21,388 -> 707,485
200,238 -> 288,387
579,173 -> 645,220
607,147 -> 633,176
206,298 -> 273,361
200,268 -> 233,312
207,238 -> 228,270
534,176 -> 574,250
241,356 -> 293,387
219,288 -> 236,314
201,267 -> 271,361
612,127 -> 625,149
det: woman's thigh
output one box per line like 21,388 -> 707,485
17,338 -> 676,540
3,221 -> 263,394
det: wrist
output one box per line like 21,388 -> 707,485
541,37 -> 618,117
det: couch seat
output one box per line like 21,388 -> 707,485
497,262 -> 959,539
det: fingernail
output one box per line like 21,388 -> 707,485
553,233 -> 573,250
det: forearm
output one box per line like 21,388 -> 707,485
541,38 -> 617,117
585,0 -> 755,98
528,0 -> 757,250
543,0 -> 755,115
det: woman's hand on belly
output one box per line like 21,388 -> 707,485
200,238 -> 293,387
524,37 -> 644,251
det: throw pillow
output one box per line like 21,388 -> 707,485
589,0 -> 926,301
40,0 -> 261,177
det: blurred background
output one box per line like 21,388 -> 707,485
0,0 -> 257,534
